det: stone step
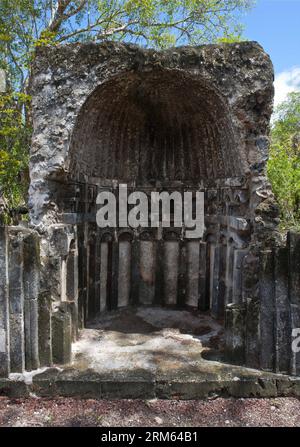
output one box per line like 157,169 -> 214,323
1,366 -> 300,400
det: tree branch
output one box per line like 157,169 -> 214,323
48,0 -> 85,33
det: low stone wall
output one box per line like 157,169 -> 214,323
0,225 -> 73,378
1,223 -> 300,379
226,231 -> 300,376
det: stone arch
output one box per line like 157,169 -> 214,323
60,67 -> 253,319
67,69 -> 244,184
22,41 -> 286,380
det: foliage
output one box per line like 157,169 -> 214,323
0,91 -> 30,209
0,0 -> 254,213
267,92 -> 300,230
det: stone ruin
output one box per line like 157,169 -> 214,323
1,41 -> 300,398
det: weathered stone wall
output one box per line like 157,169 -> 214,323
0,40 -> 296,379
26,40 -> 289,374
0,226 -> 41,376
0,227 -> 9,377
0,226 -> 74,378
28,41 -> 277,316
226,231 -> 300,376
1,226 -> 299,378
29,41 -> 274,227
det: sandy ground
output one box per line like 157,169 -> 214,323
0,397 -> 300,427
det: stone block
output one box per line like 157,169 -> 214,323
259,250 -> 275,371
49,225 -> 71,257
139,241 -> 156,306
198,242 -> 208,310
8,231 -> 25,372
232,249 -> 248,305
118,240 -> 131,307
290,304 -> 300,376
38,291 -> 52,367
52,304 -> 72,365
0,227 -> 10,377
164,241 -> 179,306
23,232 -> 40,371
245,297 -> 260,369
186,241 -> 200,308
225,303 -> 246,364
275,247 -> 291,374
288,232 -> 300,306
211,244 -> 226,319
24,299 -> 40,371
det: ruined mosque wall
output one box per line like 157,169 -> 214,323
1,41 -> 300,379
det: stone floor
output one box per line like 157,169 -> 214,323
73,307 -> 224,374
3,308 -> 300,400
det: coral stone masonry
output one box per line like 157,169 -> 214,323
0,41 -> 300,398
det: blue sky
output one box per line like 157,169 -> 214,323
241,0 -> 300,106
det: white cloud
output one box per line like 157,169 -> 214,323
274,67 -> 300,108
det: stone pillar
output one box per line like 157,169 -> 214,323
177,241 -> 187,308
287,232 -> 300,375
60,257 -> 67,301
139,241 -> 156,305
87,238 -> 96,318
23,232 -> 40,371
290,303 -> 300,376
0,226 -> 10,377
242,252 -> 260,369
274,247 -> 291,373
164,241 -> 179,306
259,250 -> 275,371
94,231 -> 101,315
154,240 -> 165,306
66,242 -> 79,338
77,223 -> 87,329
198,242 -> 208,311
225,242 -> 234,306
38,291 -> 52,367
84,223 -> 90,322
48,257 -> 63,302
288,232 -> 300,305
8,230 -> 25,372
109,241 -> 119,310
100,241 -> 109,312
130,239 -> 140,306
211,243 -> 226,319
232,249 -> 248,304
51,303 -> 72,365
118,240 -> 131,307
208,242 -> 216,310
245,297 -> 260,369
225,303 -> 246,364
186,241 -> 200,308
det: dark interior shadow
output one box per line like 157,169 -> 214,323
86,307 -> 216,337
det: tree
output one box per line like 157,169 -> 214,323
1,1 -> 254,85
267,92 -> 300,230
0,91 -> 30,208
0,0 -> 254,217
